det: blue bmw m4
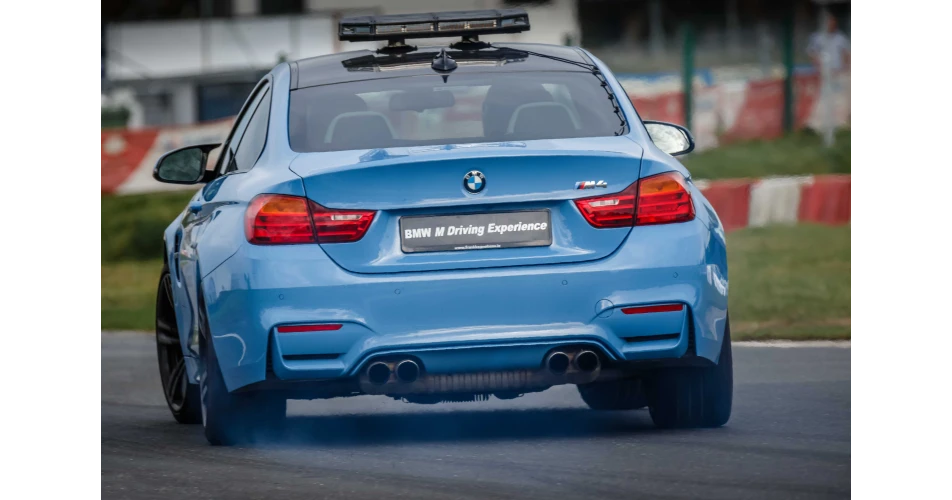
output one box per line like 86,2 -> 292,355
152,9 -> 732,445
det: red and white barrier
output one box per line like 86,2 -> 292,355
698,174 -> 850,231
693,178 -> 752,231
101,119 -> 232,195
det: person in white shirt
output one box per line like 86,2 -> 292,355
806,14 -> 850,142
807,15 -> 850,73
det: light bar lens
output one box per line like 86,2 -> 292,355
376,22 -> 434,35
438,20 -> 497,31
341,26 -> 371,35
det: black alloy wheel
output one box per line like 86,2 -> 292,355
156,266 -> 201,424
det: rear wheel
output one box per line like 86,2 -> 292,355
199,311 -> 285,446
156,267 -> 201,424
577,379 -> 647,410
646,317 -> 733,428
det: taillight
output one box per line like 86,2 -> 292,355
245,194 -> 375,245
574,182 -> 638,228
635,171 -> 695,225
245,194 -> 315,244
574,171 -> 694,228
309,202 -> 376,244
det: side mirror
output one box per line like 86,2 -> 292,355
153,143 -> 221,184
642,121 -> 695,156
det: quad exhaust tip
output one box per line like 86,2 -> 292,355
367,362 -> 392,385
546,351 -> 570,375
574,350 -> 600,372
395,360 -> 420,383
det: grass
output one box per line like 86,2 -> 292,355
683,129 -> 850,180
101,190 -> 196,262
102,260 -> 163,331
727,224 -> 850,340
101,225 -> 850,340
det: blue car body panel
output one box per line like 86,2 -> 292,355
161,49 -> 730,394
200,217 -> 727,391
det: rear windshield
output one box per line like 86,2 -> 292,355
288,71 -> 627,153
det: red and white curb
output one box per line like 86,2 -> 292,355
695,174 -> 850,231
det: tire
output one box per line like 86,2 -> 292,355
199,311 -> 286,446
156,266 -> 202,424
577,379 -> 647,410
646,317 -> 733,429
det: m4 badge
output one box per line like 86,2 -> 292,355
575,180 -> 608,190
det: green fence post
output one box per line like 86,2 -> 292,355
782,2 -> 795,133
682,22 -> 694,130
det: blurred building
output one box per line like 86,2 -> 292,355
102,0 -> 579,127
102,0 -> 848,128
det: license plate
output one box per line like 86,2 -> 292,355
400,210 -> 552,253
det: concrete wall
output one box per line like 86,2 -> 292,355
105,15 -> 336,81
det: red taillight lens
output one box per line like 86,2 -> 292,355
276,324 -> 343,333
621,303 -> 684,315
574,172 -> 694,229
309,202 -> 376,244
635,171 -> 695,225
245,194 -> 375,245
574,182 -> 638,228
245,194 -> 315,244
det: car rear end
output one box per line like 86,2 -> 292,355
202,61 -> 729,401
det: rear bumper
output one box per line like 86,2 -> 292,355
202,218 -> 728,392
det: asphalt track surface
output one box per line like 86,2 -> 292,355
102,332 -> 850,499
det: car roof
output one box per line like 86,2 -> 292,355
289,42 -> 594,90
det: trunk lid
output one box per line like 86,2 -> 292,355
289,137 -> 644,274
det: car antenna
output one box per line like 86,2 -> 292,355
431,49 -> 458,72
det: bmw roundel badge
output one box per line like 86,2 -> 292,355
463,170 -> 486,193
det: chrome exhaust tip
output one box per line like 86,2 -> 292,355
395,360 -> 420,383
545,351 -> 570,375
367,362 -> 392,385
574,350 -> 600,373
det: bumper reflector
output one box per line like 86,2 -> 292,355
276,324 -> 343,333
621,304 -> 684,315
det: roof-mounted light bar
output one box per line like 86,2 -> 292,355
341,48 -> 529,73
339,9 -> 530,42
